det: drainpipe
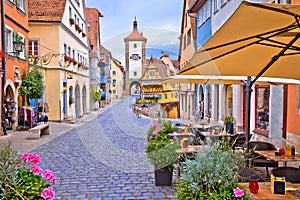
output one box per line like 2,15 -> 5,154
1,0 -> 6,125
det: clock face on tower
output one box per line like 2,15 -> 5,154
131,54 -> 140,61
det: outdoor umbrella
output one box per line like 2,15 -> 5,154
179,1 -> 300,154
163,74 -> 300,85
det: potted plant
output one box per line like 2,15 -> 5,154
146,119 -> 179,186
176,140 -> 250,199
69,97 -> 75,104
224,115 -> 234,134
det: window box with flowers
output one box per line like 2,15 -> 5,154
75,24 -> 81,31
69,18 -> 75,25
146,119 -> 179,186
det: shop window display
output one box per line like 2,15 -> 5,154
255,86 -> 270,134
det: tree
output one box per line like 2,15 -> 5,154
90,84 -> 101,102
19,69 -> 44,99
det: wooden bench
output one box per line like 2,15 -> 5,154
28,123 -> 50,139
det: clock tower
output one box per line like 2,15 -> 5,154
124,17 -> 147,95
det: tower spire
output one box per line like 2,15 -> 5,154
133,16 -> 138,30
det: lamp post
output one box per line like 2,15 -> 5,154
1,0 -> 25,135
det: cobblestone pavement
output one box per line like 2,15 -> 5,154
1,97 -> 178,199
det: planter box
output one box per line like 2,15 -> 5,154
154,166 -> 173,186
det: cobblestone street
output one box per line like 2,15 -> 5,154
1,97 -> 177,199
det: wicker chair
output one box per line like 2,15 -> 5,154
249,141 -> 279,176
271,167 -> 300,183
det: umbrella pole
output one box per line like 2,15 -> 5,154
245,76 -> 253,168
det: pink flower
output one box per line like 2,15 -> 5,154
41,187 -> 55,200
20,153 -> 41,165
149,136 -> 153,140
29,153 -> 41,165
153,119 -> 158,124
153,130 -> 158,135
233,187 -> 244,197
42,169 -> 56,183
20,153 -> 30,162
31,165 -> 43,175
173,136 -> 177,140
156,134 -> 160,136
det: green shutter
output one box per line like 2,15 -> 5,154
12,32 -> 16,54
23,38 -> 26,59
16,0 -> 19,7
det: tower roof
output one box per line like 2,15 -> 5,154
124,17 -> 147,42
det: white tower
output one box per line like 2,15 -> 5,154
124,17 -> 147,95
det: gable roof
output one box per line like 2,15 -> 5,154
112,58 -> 125,73
28,0 -> 67,22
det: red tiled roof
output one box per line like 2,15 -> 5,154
124,30 -> 147,41
112,58 -> 125,73
28,0 -> 66,22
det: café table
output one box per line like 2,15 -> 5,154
254,150 -> 300,167
239,182 -> 300,199
176,145 -> 203,177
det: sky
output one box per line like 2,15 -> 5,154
85,0 -> 183,63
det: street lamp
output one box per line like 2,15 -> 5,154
12,38 -> 25,54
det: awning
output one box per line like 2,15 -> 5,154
181,1 -> 300,81
178,1 -> 300,159
163,75 -> 300,85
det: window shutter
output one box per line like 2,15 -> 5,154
12,32 -> 16,53
23,38 -> 26,59
16,0 -> 20,7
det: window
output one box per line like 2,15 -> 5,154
112,70 -> 116,75
112,79 -> 116,85
28,39 -> 40,56
213,0 -> 219,13
220,0 -> 226,7
187,29 -> 191,45
149,71 -> 155,76
69,7 -> 72,19
183,34 -> 186,49
5,26 -> 13,55
134,71 -> 137,76
134,43 -> 137,48
164,94 -> 168,99
113,89 -> 116,94
198,0 -> 211,26
16,0 -> 26,12
255,86 -> 270,134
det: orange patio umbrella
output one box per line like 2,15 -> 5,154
179,1 -> 300,155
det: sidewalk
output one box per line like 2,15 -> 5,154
0,100 -> 117,153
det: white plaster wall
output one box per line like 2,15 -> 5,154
128,41 -> 143,79
269,85 -> 284,139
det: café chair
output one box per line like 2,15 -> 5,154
249,141 -> 279,177
271,167 -> 300,183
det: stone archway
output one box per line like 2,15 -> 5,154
75,85 -> 81,118
4,85 -> 17,130
129,81 -> 141,95
82,85 -> 87,114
